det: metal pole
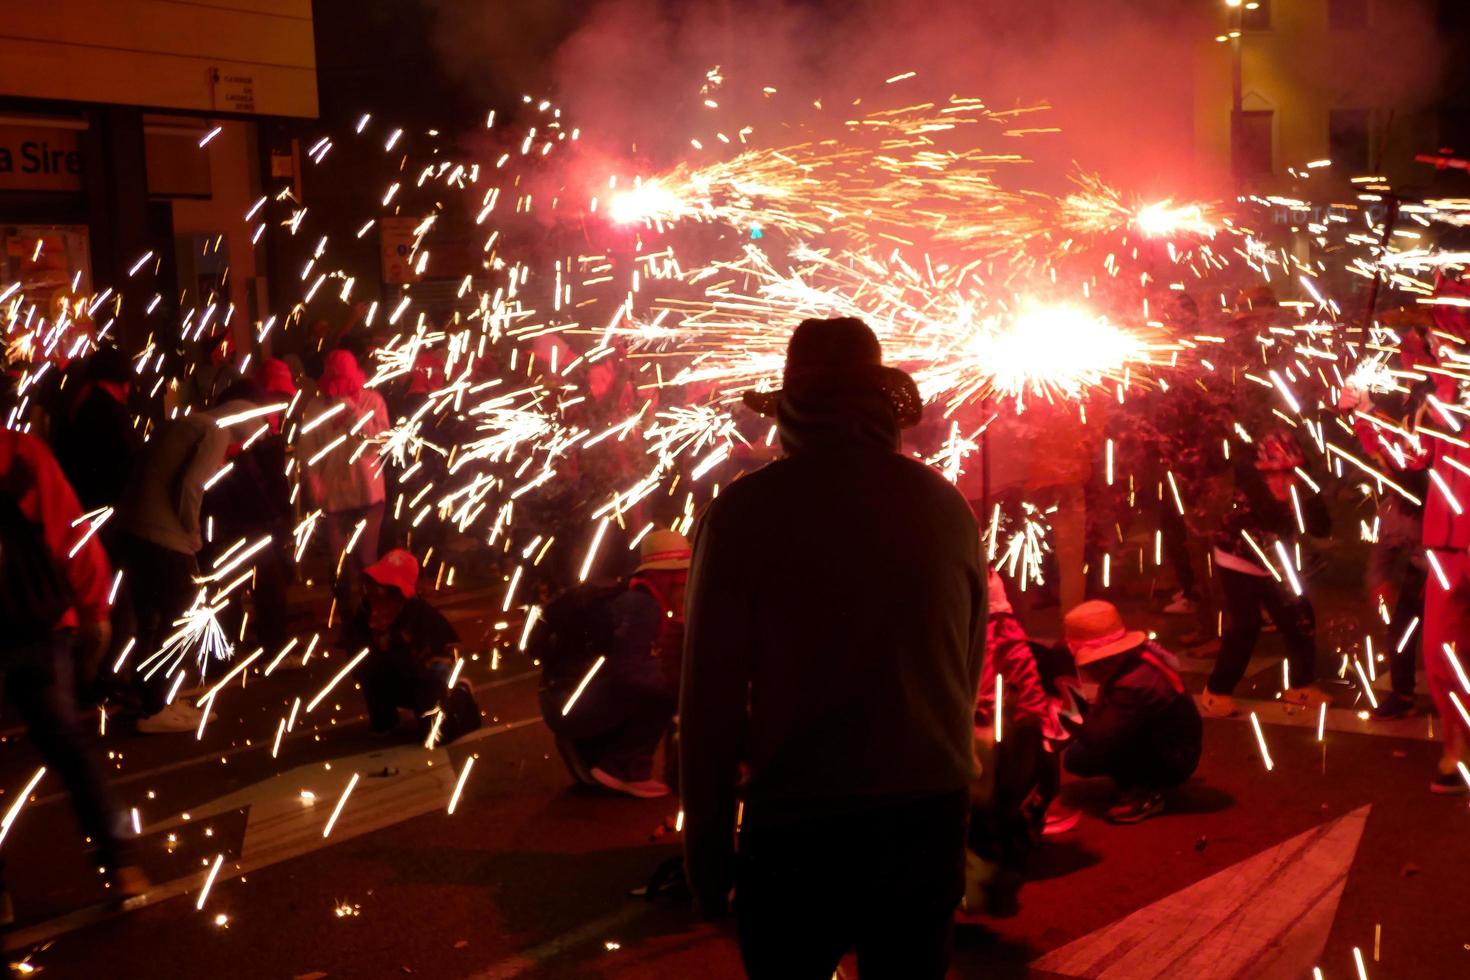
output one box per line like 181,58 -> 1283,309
1359,108 -> 1403,336
1361,194 -> 1400,334
1229,4 -> 1244,180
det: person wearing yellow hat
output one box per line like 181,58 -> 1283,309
535,529 -> 690,799
1061,601 -> 1202,824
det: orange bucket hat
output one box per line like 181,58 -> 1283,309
1064,600 -> 1148,667
636,529 -> 692,572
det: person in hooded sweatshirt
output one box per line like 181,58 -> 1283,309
294,349 -> 390,618
53,345 -> 142,514
681,317 -> 986,980
0,421 -> 149,919
202,363 -> 297,656
116,395 -> 266,732
1061,600 -> 1202,823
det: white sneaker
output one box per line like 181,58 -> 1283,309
136,702 -> 216,734
589,767 -> 670,799
1163,592 -> 1198,615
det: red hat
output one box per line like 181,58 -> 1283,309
320,349 -> 366,399
258,357 -> 297,399
364,549 -> 419,599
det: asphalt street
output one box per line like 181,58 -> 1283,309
1,582 -> 1467,979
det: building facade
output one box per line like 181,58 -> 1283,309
1193,0 -> 1446,195
0,0 -> 317,346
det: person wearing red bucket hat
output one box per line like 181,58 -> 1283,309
682,317 -> 985,976
346,549 -> 476,740
1061,601 -> 1202,824
363,548 -> 420,599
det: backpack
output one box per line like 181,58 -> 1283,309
532,583 -> 626,693
0,454 -> 74,645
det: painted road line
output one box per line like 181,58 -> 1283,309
1,716 -> 545,953
1034,805 -> 1370,979
24,670 -> 540,810
467,906 -> 650,980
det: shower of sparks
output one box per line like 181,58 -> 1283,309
139,590 -> 234,681
1059,173 -> 1221,240
988,502 -> 1055,589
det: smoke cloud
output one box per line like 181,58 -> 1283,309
426,0 -> 1446,198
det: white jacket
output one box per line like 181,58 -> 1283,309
295,390 -> 389,514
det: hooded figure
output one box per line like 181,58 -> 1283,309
295,349 -> 390,613
538,529 -> 690,799
682,317 -> 985,979
203,377 -> 296,655
54,345 -> 141,513
1061,601 -> 1202,823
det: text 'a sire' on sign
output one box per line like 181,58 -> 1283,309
0,125 -> 82,192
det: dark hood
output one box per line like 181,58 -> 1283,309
776,382 -> 902,455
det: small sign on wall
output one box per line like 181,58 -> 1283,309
210,68 -> 257,114
380,216 -> 422,285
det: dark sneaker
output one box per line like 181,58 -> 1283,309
1371,692 -> 1415,720
555,735 -> 596,786
1429,770 -> 1469,796
1106,792 -> 1166,824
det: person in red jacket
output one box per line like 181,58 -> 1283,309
1413,282 -> 1470,795
966,570 -> 1066,917
0,426 -> 147,925
1418,423 -> 1470,789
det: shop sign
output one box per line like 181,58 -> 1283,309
0,126 -> 83,192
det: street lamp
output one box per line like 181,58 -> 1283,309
1224,0 -> 1245,179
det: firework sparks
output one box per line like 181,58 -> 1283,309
323,772 -> 360,838
0,768 -> 46,848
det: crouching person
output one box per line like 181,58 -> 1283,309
1062,601 -> 1201,824
966,570 -> 1065,917
536,531 -> 688,799
349,549 -> 477,741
